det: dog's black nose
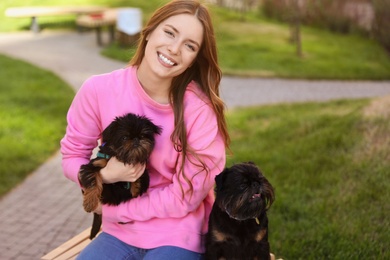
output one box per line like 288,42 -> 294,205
252,182 -> 260,189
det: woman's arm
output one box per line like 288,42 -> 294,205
60,77 -> 102,184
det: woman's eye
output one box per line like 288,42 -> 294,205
186,43 -> 195,51
165,30 -> 174,37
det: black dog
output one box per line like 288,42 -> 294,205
78,113 -> 162,239
205,162 -> 275,260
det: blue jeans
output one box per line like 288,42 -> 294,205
76,232 -> 204,260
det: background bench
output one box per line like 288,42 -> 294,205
75,9 -> 117,46
5,6 -> 108,33
75,8 -> 141,47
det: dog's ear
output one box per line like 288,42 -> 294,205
139,115 -> 162,136
215,173 -> 223,189
101,118 -> 119,142
245,161 -> 256,166
215,168 -> 228,192
152,124 -> 162,136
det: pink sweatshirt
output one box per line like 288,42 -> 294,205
60,66 -> 226,253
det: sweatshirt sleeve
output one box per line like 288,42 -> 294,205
102,102 -> 226,222
60,77 -> 102,184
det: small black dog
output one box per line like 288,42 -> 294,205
205,162 -> 275,260
78,113 -> 162,239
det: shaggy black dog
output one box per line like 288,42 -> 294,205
206,162 -> 275,260
78,113 -> 162,239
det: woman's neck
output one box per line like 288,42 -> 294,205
136,67 -> 171,105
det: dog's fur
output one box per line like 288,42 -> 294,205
78,113 -> 162,239
205,162 -> 275,260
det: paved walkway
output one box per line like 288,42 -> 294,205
0,30 -> 389,260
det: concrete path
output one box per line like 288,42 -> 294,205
0,30 -> 389,260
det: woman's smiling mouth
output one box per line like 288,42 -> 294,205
158,53 -> 176,66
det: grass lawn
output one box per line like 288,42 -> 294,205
0,54 -> 74,196
227,98 -> 390,259
1,0 -> 390,79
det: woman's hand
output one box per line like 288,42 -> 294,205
100,157 -> 146,183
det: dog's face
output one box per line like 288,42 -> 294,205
215,162 -> 275,221
102,114 -> 162,164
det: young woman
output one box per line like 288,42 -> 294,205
60,0 -> 230,259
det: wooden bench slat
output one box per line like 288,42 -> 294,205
53,239 -> 92,260
41,228 -> 95,260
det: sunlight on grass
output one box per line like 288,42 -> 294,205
0,54 -> 74,196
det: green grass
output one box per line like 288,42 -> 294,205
215,18 -> 390,80
1,0 -> 390,79
227,99 -> 390,259
0,54 -> 74,196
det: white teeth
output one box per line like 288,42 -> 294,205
159,53 -> 174,66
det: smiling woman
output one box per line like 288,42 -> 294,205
0,54 -> 74,197
60,0 -> 230,259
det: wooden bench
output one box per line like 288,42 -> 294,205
41,227 -> 100,260
76,8 -> 142,47
75,8 -> 119,46
5,6 -> 108,33
41,227 -> 281,260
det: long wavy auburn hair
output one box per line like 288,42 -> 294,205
129,0 -> 230,197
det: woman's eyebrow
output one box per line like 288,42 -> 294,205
165,24 -> 201,48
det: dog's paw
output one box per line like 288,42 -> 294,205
83,189 -> 100,213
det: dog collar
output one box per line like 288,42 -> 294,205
97,152 -> 111,159
225,207 -> 261,225
96,148 -> 130,189
123,182 -> 131,190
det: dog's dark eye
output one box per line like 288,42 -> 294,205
121,136 -> 128,141
239,184 -> 247,190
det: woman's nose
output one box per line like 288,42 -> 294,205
168,40 -> 180,55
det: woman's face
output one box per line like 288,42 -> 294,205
141,13 -> 204,80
